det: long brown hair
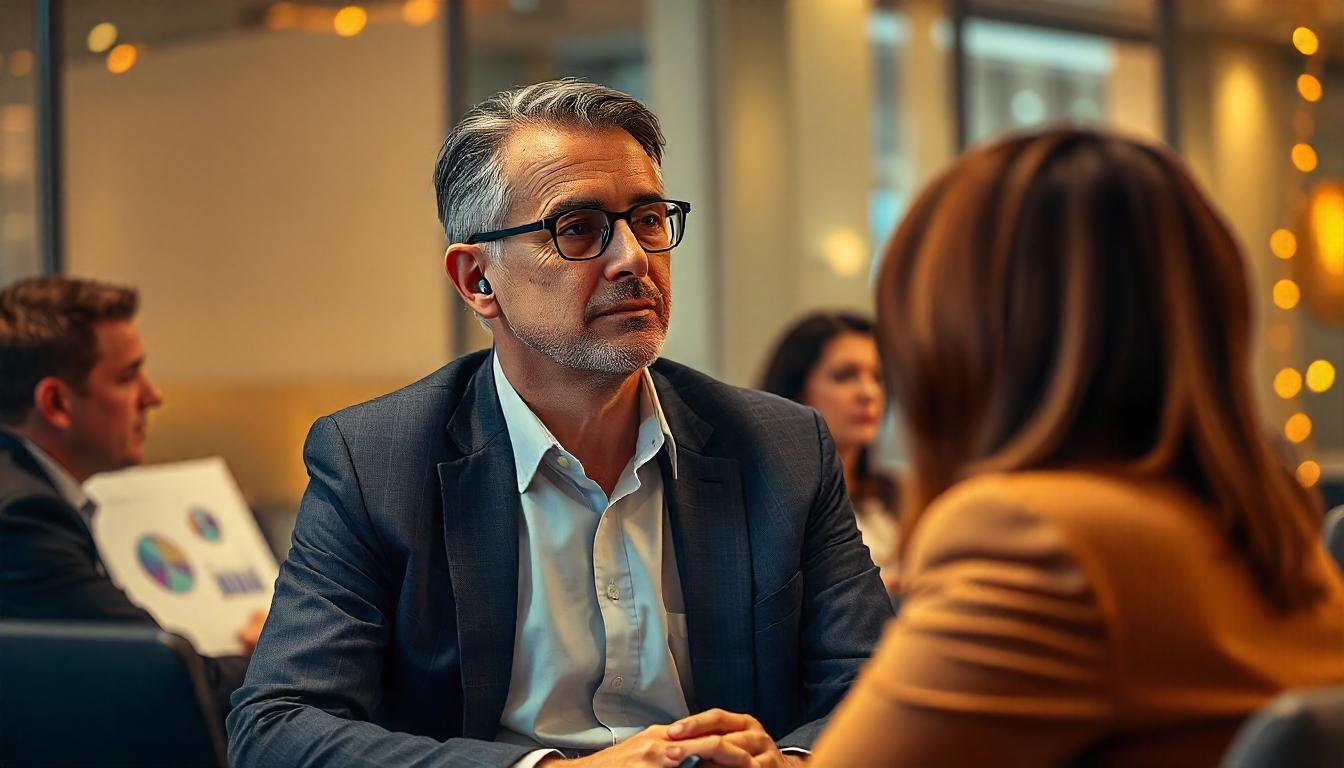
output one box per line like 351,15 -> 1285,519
877,129 -> 1324,610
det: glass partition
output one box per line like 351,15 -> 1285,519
0,0 -> 40,283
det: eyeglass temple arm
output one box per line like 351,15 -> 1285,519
465,220 -> 546,245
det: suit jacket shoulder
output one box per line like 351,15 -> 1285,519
0,437 -> 116,622
650,357 -> 832,495
326,351 -> 489,442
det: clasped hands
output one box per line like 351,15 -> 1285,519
542,709 -> 804,767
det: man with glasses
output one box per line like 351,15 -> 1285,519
229,79 -> 891,768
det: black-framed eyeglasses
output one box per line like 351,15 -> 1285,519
466,199 -> 691,262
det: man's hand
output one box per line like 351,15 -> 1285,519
536,725 -> 675,768
236,610 -> 267,654
663,709 -> 803,767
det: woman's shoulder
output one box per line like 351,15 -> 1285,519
924,469 -> 1206,542
908,469 -> 1216,592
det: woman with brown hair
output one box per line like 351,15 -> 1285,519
805,130 -> 1344,766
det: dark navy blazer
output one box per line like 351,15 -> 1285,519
227,351 -> 892,767
0,430 -> 248,715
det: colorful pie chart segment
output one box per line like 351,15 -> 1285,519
136,534 -> 194,593
188,506 -> 221,542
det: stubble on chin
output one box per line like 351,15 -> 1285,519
509,314 -> 665,376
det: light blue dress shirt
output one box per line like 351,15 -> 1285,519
492,355 -> 694,762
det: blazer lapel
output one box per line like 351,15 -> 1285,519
439,355 -> 521,740
653,374 -> 755,716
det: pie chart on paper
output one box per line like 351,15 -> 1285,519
136,534 -> 194,593
188,506 -> 221,542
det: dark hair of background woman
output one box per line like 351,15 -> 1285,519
759,312 -> 897,510
875,128 -> 1326,610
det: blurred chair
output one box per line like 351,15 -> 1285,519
0,621 -> 228,768
1325,505 -> 1344,573
1320,478 -> 1344,514
1219,686 -> 1344,768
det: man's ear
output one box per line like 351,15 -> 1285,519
31,376 -> 74,432
445,244 -> 501,320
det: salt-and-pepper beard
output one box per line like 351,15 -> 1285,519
498,279 -> 669,376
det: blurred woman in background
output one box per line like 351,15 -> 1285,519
810,129 -> 1344,766
760,313 -> 900,588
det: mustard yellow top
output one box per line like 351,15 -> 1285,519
811,470 -> 1344,767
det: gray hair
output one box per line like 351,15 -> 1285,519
433,78 -> 666,258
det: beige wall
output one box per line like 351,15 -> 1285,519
648,0 -> 720,376
789,0 -> 876,315
715,0 -> 876,387
715,0 -> 797,387
64,23 -> 449,512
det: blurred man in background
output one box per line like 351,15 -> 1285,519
0,275 -> 262,714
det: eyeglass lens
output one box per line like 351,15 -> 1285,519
553,202 -> 685,260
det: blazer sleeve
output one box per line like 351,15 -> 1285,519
776,412 -> 895,750
226,416 -> 533,768
809,488 -> 1112,767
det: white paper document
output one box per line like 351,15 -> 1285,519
86,457 -> 279,657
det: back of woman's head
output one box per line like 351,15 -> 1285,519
759,312 -> 874,403
877,128 -> 1323,610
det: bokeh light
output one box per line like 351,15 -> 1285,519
1270,228 -> 1296,260
1293,26 -> 1319,56
87,22 -> 118,54
1272,279 -> 1300,309
105,44 -> 137,74
1305,360 -> 1336,393
1296,460 -> 1321,487
402,0 -> 438,26
334,6 -> 368,37
1291,143 -> 1317,173
1284,413 -> 1312,444
822,228 -> 867,277
1309,184 -> 1344,276
1297,74 -> 1322,102
1274,368 -> 1302,399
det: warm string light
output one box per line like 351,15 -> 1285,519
264,1 -> 441,36
1270,228 -> 1297,259
1293,26 -> 1320,56
1273,23 -> 1333,488
82,2 -> 445,77
87,22 -> 118,53
1291,142 -> 1318,172
105,43 -> 137,74
333,6 -> 368,37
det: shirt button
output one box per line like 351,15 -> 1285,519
606,584 -> 620,600
612,676 -> 624,689
556,456 -> 571,469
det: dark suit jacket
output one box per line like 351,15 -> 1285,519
0,430 -> 248,714
227,351 -> 893,767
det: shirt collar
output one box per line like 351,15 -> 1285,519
11,433 -> 93,518
493,352 -> 678,494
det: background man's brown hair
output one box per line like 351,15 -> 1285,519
0,276 -> 139,425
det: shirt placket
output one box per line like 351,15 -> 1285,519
589,499 -> 645,742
